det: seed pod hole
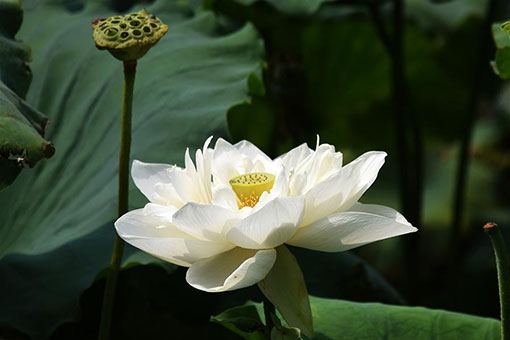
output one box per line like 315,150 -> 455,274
150,23 -> 158,28
106,28 -> 118,37
120,32 -> 129,38
130,20 -> 140,27
133,30 -> 142,36
120,23 -> 127,29
143,26 -> 151,33
111,20 -> 120,24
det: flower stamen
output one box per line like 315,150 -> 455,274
229,172 -> 275,209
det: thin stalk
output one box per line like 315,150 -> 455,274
98,60 -> 137,340
450,0 -> 496,242
484,222 -> 510,340
390,0 -> 422,300
391,0 -> 410,223
368,3 -> 393,53
263,296 -> 275,339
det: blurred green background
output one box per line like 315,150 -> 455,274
0,0 -> 509,339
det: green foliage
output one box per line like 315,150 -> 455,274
495,47 -> 510,79
406,0 -> 487,32
0,0 -> 29,97
121,251 -> 177,272
0,0 -> 54,189
258,246 -> 313,338
213,0 -> 335,16
217,0 -> 494,156
211,305 -> 266,340
291,248 -> 405,304
492,22 -> 510,79
214,296 -> 502,340
0,0 -> 264,338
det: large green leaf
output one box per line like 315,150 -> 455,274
407,0 -> 487,32
0,0 -> 54,189
308,296 -> 500,339
0,0 -> 264,338
214,296 -> 501,339
216,0 -> 335,16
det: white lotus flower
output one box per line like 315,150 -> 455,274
115,137 -> 417,293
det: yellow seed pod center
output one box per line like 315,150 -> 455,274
229,172 -> 275,209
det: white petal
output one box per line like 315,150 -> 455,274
303,143 -> 342,187
277,143 -> 313,170
142,203 -> 176,223
186,248 -> 276,292
350,202 -> 411,225
152,182 -> 185,207
131,160 -> 172,203
115,209 -> 232,267
167,166 -> 202,203
300,169 -> 345,226
195,140 -> 213,203
172,203 -> 239,241
135,162 -> 201,207
212,138 -> 245,185
212,184 -> 239,211
116,208 -> 183,238
267,165 -> 289,198
185,147 -> 212,203
287,209 -> 417,252
301,151 -> 386,226
234,140 -> 272,165
184,147 -> 197,175
338,151 -> 387,209
227,196 -> 305,249
289,172 -> 307,196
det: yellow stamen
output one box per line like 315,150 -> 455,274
229,172 -> 275,209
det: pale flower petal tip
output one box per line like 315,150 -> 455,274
288,204 -> 418,253
115,208 -> 233,268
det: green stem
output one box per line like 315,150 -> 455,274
484,222 -> 510,340
263,296 -> 275,339
98,60 -> 137,340
390,0 -> 423,301
450,0 -> 496,244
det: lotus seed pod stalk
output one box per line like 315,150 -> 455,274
92,9 -> 168,340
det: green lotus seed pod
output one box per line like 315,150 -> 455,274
92,9 -> 168,61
